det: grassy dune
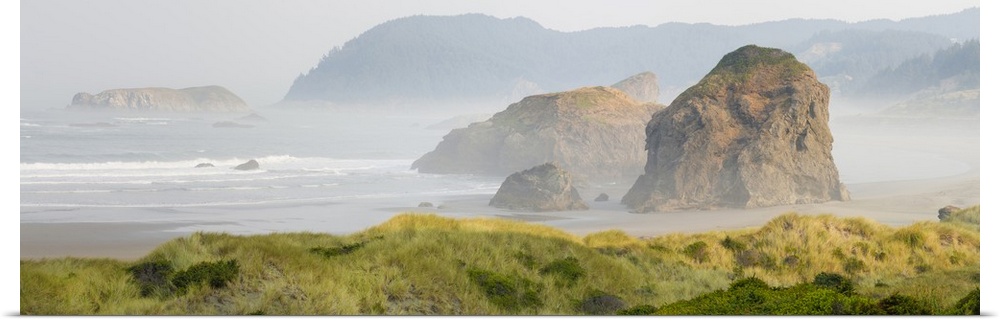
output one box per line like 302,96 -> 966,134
20,208 -> 979,315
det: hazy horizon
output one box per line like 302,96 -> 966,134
19,1 -> 980,111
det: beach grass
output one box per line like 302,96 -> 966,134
20,206 -> 979,315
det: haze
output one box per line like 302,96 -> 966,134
19,0 -> 980,110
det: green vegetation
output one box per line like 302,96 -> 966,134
657,274 -> 952,315
681,45 -> 814,99
467,269 -> 542,312
20,207 -> 979,315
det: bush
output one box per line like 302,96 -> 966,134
720,236 -> 746,252
682,241 -> 709,263
616,304 -> 657,315
949,287 -> 979,315
539,257 -> 585,286
813,272 -> 854,294
467,269 -> 542,312
843,257 -> 866,275
735,250 -> 776,269
577,291 -> 625,315
171,259 -> 239,292
127,260 -> 174,297
878,294 -> 931,315
729,277 -> 769,291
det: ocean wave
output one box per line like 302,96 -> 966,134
20,155 -> 411,172
21,123 -> 41,127
113,117 -> 172,123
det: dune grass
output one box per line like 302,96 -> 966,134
20,207 -> 979,315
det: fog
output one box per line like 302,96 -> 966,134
19,0 -> 980,110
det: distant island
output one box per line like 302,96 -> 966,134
68,85 -> 251,112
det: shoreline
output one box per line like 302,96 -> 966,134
20,115 -> 980,261
20,167 -> 979,261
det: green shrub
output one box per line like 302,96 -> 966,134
720,236 -> 746,252
682,241 -> 709,263
813,272 -> 854,294
467,269 -> 542,312
539,257 -> 585,286
577,290 -> 625,315
878,294 -> 931,315
843,257 -> 866,275
949,287 -> 979,315
729,277 -> 769,291
616,304 -> 657,315
171,259 -> 239,292
127,260 -> 174,297
735,250 -> 776,269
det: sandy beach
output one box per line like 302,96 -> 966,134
20,115 -> 980,261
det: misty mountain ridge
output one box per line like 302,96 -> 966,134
283,8 -> 979,111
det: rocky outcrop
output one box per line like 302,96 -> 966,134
623,45 -> 849,212
938,205 -> 962,221
611,72 -> 659,103
68,86 -> 250,112
489,163 -> 588,211
412,74 -> 664,184
234,160 -> 260,171
195,163 -> 215,168
594,193 -> 610,202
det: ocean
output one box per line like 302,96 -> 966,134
20,108 -> 974,234
20,108 -> 506,229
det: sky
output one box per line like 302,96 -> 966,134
17,0 -> 982,110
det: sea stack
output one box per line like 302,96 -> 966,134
68,86 -> 251,112
489,163 -> 589,212
611,71 -> 659,103
622,45 -> 849,213
411,73 -> 664,184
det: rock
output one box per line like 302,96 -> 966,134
68,85 -> 251,112
412,73 -> 664,184
195,163 -> 215,168
418,202 -> 434,208
594,193 -> 610,202
611,71 -> 660,103
233,159 -> 259,171
212,121 -> 255,128
938,205 -> 962,221
489,163 -> 588,211
623,45 -> 849,213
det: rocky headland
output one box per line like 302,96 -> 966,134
411,73 -> 664,184
623,45 -> 849,212
68,86 -> 251,112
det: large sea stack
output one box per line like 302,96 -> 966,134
489,163 -> 588,211
622,45 -> 849,213
68,86 -> 250,112
411,73 -> 663,184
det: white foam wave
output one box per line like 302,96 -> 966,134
21,123 -> 41,127
113,117 -> 172,123
21,155 -> 410,172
